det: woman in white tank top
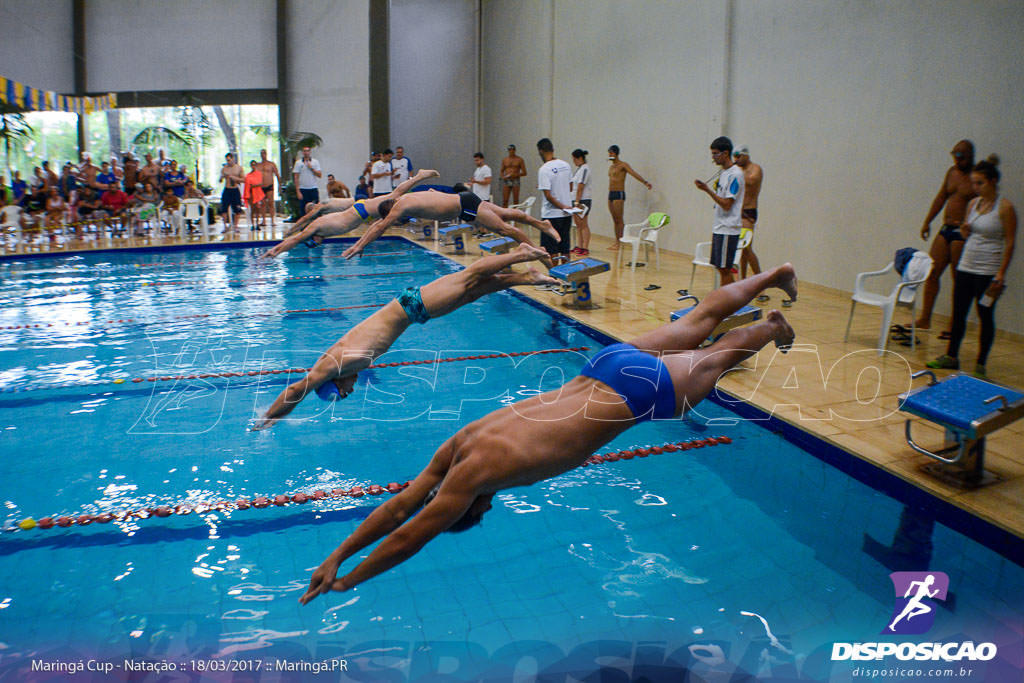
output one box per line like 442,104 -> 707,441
928,156 -> 1017,376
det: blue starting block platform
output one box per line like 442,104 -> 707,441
438,223 -> 473,254
898,371 -> 1024,488
548,257 -> 610,309
670,303 -> 762,346
480,236 -> 517,255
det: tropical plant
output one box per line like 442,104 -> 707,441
0,109 -> 35,177
283,131 -> 323,169
132,126 -> 194,150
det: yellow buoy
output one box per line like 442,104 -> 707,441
18,518 -> 36,530
113,378 -> 125,384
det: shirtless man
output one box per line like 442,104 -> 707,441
326,174 -> 351,199
261,169 -> 439,257
916,140 -> 977,332
255,243 -> 559,429
220,152 -> 246,234
499,145 -> 527,207
733,146 -> 766,294
138,154 -> 162,191
79,154 -> 100,192
257,149 -> 281,227
122,154 -> 139,194
607,145 -> 652,250
341,186 -> 562,262
297,264 -> 798,602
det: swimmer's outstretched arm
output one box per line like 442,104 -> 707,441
262,222 -> 320,258
342,207 -> 408,259
299,442 -> 461,605
283,200 -> 351,238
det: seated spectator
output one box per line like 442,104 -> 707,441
183,179 -> 205,200
94,162 -> 118,192
100,185 -> 130,234
75,187 -> 102,237
354,175 -> 370,200
327,173 -> 351,199
161,189 -> 182,234
44,187 -> 66,241
0,174 -> 8,204
131,182 -> 161,233
11,171 -> 28,208
29,167 -> 48,211
58,163 -> 79,201
42,160 -> 58,189
164,160 -> 187,197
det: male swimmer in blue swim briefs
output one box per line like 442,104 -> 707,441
261,169 -> 441,258
341,187 -> 563,263
254,243 -> 558,429
298,263 -> 798,603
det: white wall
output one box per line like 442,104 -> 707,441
481,0 -> 1024,333
0,0 -> 74,93
389,0 -> 478,185
85,0 -> 277,92
286,0 -> 371,194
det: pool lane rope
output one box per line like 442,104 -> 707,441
0,346 -> 590,394
13,436 -> 732,532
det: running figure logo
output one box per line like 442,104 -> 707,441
884,571 -> 949,635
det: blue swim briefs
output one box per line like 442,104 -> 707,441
579,343 -> 676,422
397,286 -> 430,324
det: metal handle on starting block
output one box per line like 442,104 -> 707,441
983,394 -> 1010,411
903,420 -> 968,464
910,369 -> 938,386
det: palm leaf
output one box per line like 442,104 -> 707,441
132,126 -> 194,148
284,131 -> 322,157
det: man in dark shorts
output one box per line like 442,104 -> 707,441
219,153 -> 245,234
733,146 -> 766,296
536,138 -> 573,264
916,140 -> 977,331
694,136 -> 745,287
296,264 -> 798,602
255,242 -> 558,428
499,145 -> 527,207
257,149 -> 281,228
342,186 -> 562,262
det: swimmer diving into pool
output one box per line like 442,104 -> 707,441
298,264 -> 799,604
253,243 -> 559,429
260,169 -> 441,258
341,187 -> 563,260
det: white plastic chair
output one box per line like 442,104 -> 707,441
510,196 -> 536,215
843,256 -> 933,355
181,199 -> 209,240
616,212 -> 670,273
0,205 -> 24,252
688,230 -> 753,290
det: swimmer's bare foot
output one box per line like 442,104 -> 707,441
527,266 -> 559,287
767,309 -> 795,351
774,262 -> 798,302
512,242 -> 549,262
539,220 -> 561,242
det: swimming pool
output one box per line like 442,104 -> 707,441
0,238 -> 1020,682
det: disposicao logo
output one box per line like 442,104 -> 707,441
831,571 -> 997,662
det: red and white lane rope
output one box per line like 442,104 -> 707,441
13,436 -> 732,532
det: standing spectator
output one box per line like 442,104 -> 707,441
42,160 -> 58,188
392,146 -> 413,186
164,160 -> 187,197
732,145 -> 765,284
109,155 -> 123,183
917,140 -> 978,334
29,167 -> 48,210
138,153 -> 162,190
693,136 -> 745,287
928,156 -> 1017,377
122,154 -> 139,194
221,152 -> 246,234
536,138 -> 573,265
606,145 -> 652,251
570,149 -> 592,256
499,145 -> 527,207
362,152 -> 380,195
327,174 -> 351,199
371,149 -> 396,197
78,153 -> 99,188
469,153 -> 492,201
292,146 -> 322,209
257,149 -> 281,227
95,162 -> 118,191
58,164 -> 79,222
244,160 -> 266,228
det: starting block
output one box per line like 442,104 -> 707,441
898,371 -> 1024,488
548,257 -> 610,309
438,223 -> 473,254
479,236 -> 517,255
671,299 -> 762,346
405,218 -> 434,240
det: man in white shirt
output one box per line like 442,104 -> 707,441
292,147 -> 323,212
392,146 -> 412,186
468,153 -> 492,201
371,149 -> 397,197
536,138 -> 573,264
694,136 -> 745,287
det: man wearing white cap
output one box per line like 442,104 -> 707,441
733,145 -> 766,298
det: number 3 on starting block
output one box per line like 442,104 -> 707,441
575,281 -> 591,304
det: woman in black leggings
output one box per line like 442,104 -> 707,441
927,156 -> 1017,377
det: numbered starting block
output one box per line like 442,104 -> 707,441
670,298 -> 762,346
405,218 -> 434,240
438,223 -> 473,254
548,257 -> 610,309
479,236 -> 517,255
898,371 -> 1024,488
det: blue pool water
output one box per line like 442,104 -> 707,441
0,239 -> 1020,682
